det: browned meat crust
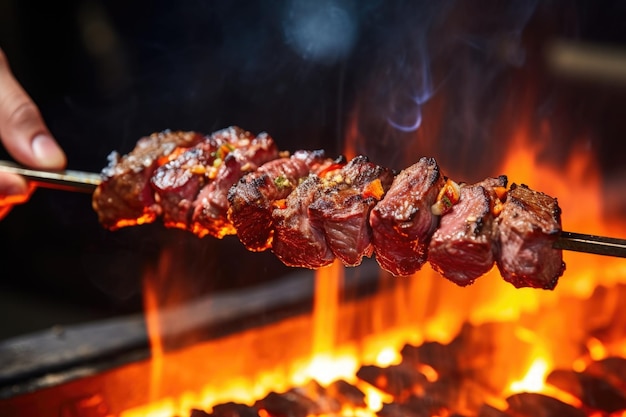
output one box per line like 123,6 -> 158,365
151,135 -> 230,230
92,130 -> 205,230
271,155 -> 394,268
227,150 -> 331,252
190,132 -> 279,238
308,156 -> 394,267
428,176 -> 507,286
369,157 -> 446,276
272,174 -> 336,268
496,183 -> 566,289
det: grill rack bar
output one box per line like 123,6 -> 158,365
2,160 -> 626,258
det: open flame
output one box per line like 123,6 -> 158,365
509,357 -> 550,394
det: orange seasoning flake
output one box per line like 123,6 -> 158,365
272,199 -> 287,210
362,178 -> 385,200
494,186 -> 508,201
216,143 -> 235,160
491,186 -> 508,217
431,179 -> 461,216
492,199 -> 505,217
317,163 -> 345,178
157,147 -> 188,166
189,165 -> 207,175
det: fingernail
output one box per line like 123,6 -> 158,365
32,134 -> 66,168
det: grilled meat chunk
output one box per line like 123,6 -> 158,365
227,150 -> 330,252
190,132 -> 279,238
308,156 -> 394,267
496,183 -> 566,289
150,127 -> 278,236
428,176 -> 507,286
92,130 -> 205,230
271,155 -> 393,268
369,157 -> 446,276
151,134 -> 233,229
272,174 -> 336,268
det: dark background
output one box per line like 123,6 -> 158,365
1,0 -> 625,340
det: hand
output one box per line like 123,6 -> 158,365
0,48 -> 67,219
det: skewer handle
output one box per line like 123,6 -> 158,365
0,160 -> 101,193
555,231 -> 626,258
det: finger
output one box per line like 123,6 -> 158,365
0,49 -> 66,170
0,171 -> 35,213
0,171 -> 32,220
0,172 -> 31,204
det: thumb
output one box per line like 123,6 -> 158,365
0,49 -> 66,170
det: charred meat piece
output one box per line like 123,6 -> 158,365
270,158 -> 354,268
428,176 -> 507,286
151,127 -> 277,235
92,130 -> 205,230
190,132 -> 279,238
272,174 -> 336,268
307,155 -> 394,267
150,132 -> 235,230
272,155 -> 393,269
227,150 -> 330,251
496,183 -> 566,289
369,157 -> 446,276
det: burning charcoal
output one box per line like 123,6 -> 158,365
546,369 -> 626,413
420,377 -> 462,408
505,392 -> 586,417
402,395 -> 449,416
326,379 -> 367,408
290,380 -> 342,414
356,364 -> 428,396
254,391 -> 318,417
581,285 -> 617,333
203,402 -> 260,417
377,403 -> 429,417
423,376 -> 495,415
477,404 -> 513,417
377,395 -> 448,417
588,284 -> 626,345
586,356 -> 626,392
401,342 -> 460,377
191,410 -> 211,417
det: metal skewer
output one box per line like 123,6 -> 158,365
554,231 -> 626,258
0,160 -> 101,193
2,160 -> 626,258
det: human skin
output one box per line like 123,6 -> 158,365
0,48 -> 66,219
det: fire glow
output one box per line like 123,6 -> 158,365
118,119 -> 626,417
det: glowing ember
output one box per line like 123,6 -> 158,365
587,337 -> 608,361
415,364 -> 439,383
509,357 -> 550,393
361,385 -> 388,412
112,213 -> 155,229
374,347 -> 401,368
